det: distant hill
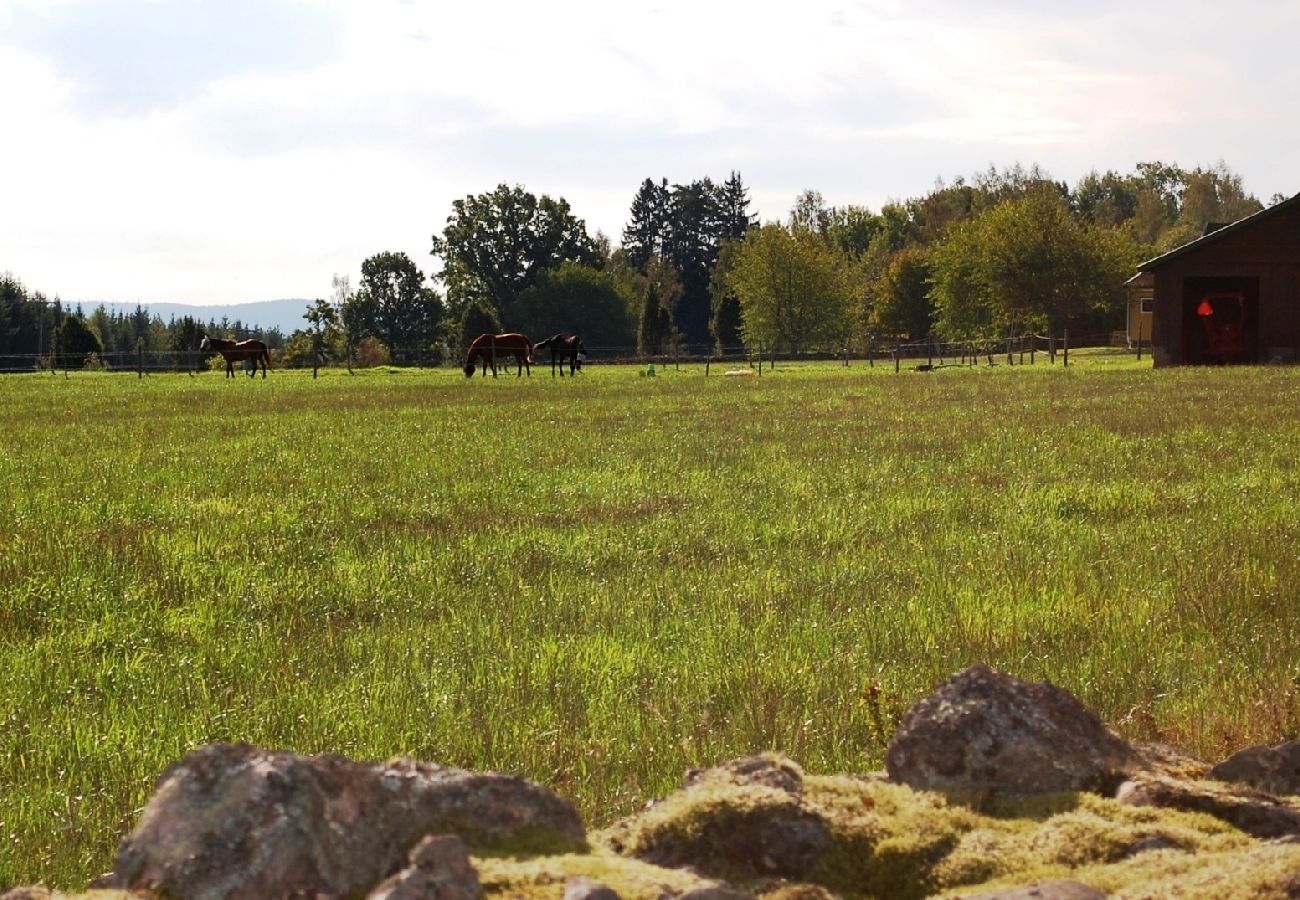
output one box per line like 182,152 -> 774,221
74,299 -> 312,335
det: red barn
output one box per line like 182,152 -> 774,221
1130,192 -> 1300,367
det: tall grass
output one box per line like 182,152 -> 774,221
2,353 -> 1299,886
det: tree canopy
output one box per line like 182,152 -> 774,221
512,262 -> 636,348
431,184 -> 600,326
348,252 -> 444,361
929,189 -> 1137,339
621,171 -> 756,347
726,223 -> 856,355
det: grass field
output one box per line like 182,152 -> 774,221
3,351 -> 1300,887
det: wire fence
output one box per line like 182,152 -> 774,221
0,330 -> 1140,376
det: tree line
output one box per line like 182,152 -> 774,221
3,160 -> 1271,370
0,277 -> 283,371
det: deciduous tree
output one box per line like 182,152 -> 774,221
431,184 -> 600,323
726,224 -> 856,355
930,189 -> 1136,339
870,248 -> 932,341
353,252 -> 444,363
512,262 -> 635,348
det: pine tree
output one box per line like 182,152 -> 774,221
621,178 -> 669,272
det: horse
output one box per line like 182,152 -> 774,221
200,334 -> 271,379
533,334 -> 585,376
463,333 -> 533,378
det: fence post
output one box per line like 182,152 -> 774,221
894,343 -> 900,374
1136,320 -> 1144,361
1063,329 -> 1069,367
490,335 -> 497,377
137,339 -> 144,379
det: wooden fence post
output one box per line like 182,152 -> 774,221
1063,329 -> 1069,367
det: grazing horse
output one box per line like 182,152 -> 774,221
533,334 -> 585,376
463,333 -> 533,378
200,334 -> 271,379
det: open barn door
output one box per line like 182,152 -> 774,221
1181,277 -> 1259,364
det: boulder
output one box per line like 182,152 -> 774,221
602,756 -> 830,879
683,753 -> 806,795
886,664 -> 1138,794
1116,775 -> 1300,839
367,834 -> 482,900
96,742 -> 584,899
1210,741 -> 1300,795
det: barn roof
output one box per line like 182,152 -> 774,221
1133,190 -> 1300,275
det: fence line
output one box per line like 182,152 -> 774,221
0,331 -> 1131,375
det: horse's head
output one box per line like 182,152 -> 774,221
463,361 -> 476,377
198,335 -> 210,351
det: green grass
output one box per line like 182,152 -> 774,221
3,351 -> 1300,887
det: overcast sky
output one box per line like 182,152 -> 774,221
2,0 -> 1297,308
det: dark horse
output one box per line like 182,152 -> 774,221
463,333 -> 532,378
533,334 -> 585,376
200,334 -> 271,379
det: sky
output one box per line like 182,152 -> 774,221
2,0 -> 1297,309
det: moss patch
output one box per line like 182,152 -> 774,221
475,850 -> 710,900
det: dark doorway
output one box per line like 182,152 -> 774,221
1181,276 -> 1259,364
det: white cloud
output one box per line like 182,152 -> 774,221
1,0 -> 1297,307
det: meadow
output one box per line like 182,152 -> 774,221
3,353 -> 1300,887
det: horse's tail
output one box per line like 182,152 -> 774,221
263,347 -> 272,370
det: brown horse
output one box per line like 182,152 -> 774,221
533,334 -> 585,376
200,334 -> 271,379
464,333 -> 532,378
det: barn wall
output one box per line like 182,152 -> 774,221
1149,201 -> 1300,367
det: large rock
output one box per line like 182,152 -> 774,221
95,742 -> 584,899
1116,775 -> 1300,839
602,755 -> 831,880
367,834 -> 483,900
683,752 -> 806,795
886,665 -> 1138,794
1210,741 -> 1300,795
